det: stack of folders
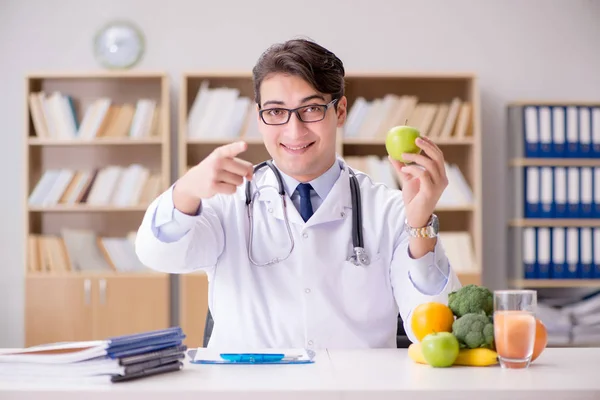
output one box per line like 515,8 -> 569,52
0,327 -> 187,383
517,104 -> 600,281
524,166 -> 600,220
520,104 -> 600,159
521,226 -> 599,280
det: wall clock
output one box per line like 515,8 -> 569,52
93,20 -> 145,69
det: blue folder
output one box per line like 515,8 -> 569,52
105,327 -> 186,359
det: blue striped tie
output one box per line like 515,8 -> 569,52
296,183 -> 314,222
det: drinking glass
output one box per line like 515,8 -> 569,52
493,290 -> 537,369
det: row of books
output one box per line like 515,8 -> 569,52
512,104 -> 600,159
28,164 -> 162,207
185,81 -> 475,142
521,226 -> 600,280
29,91 -> 161,139
524,166 -> 600,219
187,81 -> 260,139
28,230 -> 148,273
438,231 -> 477,274
343,155 -> 473,208
344,96 -> 472,140
0,327 -> 186,383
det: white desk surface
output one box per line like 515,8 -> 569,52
0,348 -> 598,400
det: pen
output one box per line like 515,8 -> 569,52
219,353 -> 299,363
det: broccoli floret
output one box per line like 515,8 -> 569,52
452,313 -> 495,349
448,284 -> 493,317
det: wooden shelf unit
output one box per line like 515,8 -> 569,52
24,72 -> 172,346
506,100 -> 600,288
177,71 -> 483,348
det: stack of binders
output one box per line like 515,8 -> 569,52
509,103 -> 600,281
0,326 -> 187,383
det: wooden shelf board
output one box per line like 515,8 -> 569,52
183,70 -> 252,78
28,205 -> 149,212
26,271 -> 168,278
28,138 -> 163,146
510,219 -> 600,227
509,100 -> 600,107
186,138 -> 264,145
343,137 -> 474,146
456,272 -> 481,286
510,158 -> 600,167
344,71 -> 477,80
436,205 -> 474,212
27,71 -> 168,79
182,71 -> 477,80
511,279 -> 600,288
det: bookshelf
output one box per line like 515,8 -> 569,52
24,71 -> 172,346
506,101 -> 600,289
177,71 -> 483,347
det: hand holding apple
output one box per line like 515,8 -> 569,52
386,126 -> 449,228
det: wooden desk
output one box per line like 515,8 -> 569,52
0,348 -> 598,399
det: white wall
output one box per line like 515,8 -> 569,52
1,0 -> 598,347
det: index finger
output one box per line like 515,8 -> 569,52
215,141 -> 248,158
417,137 -> 443,161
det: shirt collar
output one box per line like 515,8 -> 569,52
274,159 -> 341,200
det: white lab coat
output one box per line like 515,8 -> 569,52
135,158 -> 462,350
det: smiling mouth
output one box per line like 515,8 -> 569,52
281,142 -> 315,151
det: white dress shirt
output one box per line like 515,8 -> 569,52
135,157 -> 460,349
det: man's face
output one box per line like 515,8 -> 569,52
258,73 -> 347,182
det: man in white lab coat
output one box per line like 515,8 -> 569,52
135,38 -> 462,350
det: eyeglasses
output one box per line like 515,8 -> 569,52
259,98 -> 338,125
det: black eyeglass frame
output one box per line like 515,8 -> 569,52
258,98 -> 339,126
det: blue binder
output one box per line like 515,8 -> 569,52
566,106 -> 579,158
106,327 -> 186,359
552,105 -> 566,158
523,106 -> 540,158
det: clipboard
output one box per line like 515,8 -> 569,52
187,348 -> 315,365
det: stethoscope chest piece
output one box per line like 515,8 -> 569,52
348,247 -> 370,266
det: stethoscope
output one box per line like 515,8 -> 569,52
245,160 -> 370,268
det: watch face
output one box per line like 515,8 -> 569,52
429,215 -> 439,235
94,21 -> 145,69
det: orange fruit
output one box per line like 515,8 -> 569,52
411,302 -> 455,341
531,318 -> 548,362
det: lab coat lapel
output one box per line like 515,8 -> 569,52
303,165 -> 353,228
253,160 -> 354,227
254,168 -> 305,225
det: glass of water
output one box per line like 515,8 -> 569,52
493,290 -> 537,369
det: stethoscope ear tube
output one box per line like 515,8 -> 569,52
348,168 -> 369,266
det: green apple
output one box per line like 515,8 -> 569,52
385,125 -> 421,163
421,332 -> 459,368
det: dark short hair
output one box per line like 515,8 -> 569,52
252,38 -> 345,108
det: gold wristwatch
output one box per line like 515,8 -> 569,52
405,214 -> 439,238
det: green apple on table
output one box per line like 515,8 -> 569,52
385,125 -> 421,163
420,332 -> 460,368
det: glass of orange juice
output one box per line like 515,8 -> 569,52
493,290 -> 537,369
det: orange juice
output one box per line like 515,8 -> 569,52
494,310 -> 536,368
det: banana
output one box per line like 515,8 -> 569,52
454,348 -> 498,367
407,343 -> 498,367
407,343 -> 428,365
